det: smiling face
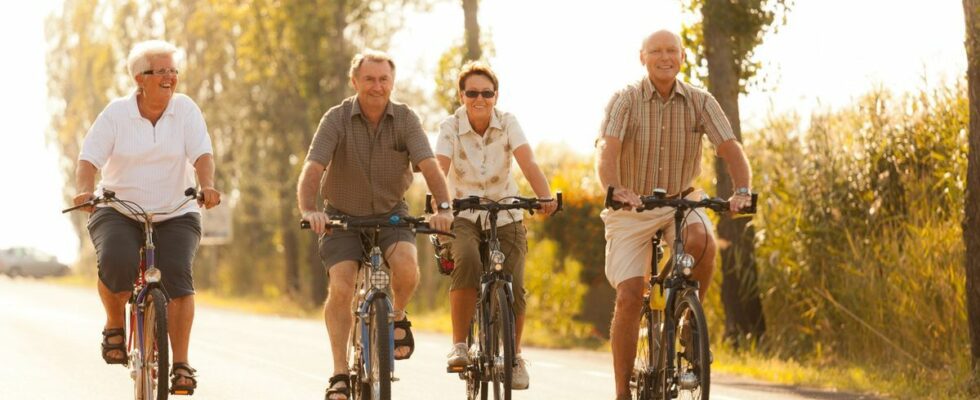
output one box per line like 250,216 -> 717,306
460,74 -> 496,122
351,60 -> 394,110
640,30 -> 685,88
135,54 -> 178,103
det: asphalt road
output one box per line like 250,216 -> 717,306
0,277 -> 876,399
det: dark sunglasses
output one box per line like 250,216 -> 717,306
141,68 -> 179,76
463,90 -> 495,99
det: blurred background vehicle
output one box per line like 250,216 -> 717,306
0,247 -> 70,278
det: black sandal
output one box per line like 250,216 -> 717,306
101,328 -> 128,365
393,314 -> 415,360
169,362 -> 198,395
325,374 -> 351,400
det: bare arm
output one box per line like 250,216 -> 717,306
418,157 -> 454,232
436,155 -> 452,178
596,136 -> 640,208
193,154 -> 221,208
72,160 -> 98,211
297,160 -> 331,234
716,139 -> 753,212
513,144 -> 557,215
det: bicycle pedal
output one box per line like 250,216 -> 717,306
391,376 -> 400,382
447,365 -> 467,373
169,388 -> 194,396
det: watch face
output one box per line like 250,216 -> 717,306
736,188 -> 750,195
439,202 -> 450,210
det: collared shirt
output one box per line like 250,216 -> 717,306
79,91 -> 213,221
436,106 -> 529,226
599,78 -> 736,196
306,96 -> 434,216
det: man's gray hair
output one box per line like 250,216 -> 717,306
127,40 -> 179,78
348,49 -> 396,79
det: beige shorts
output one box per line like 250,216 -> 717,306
601,190 -> 715,288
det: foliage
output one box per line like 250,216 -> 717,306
747,82 -> 970,392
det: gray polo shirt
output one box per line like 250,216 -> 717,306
305,96 -> 434,216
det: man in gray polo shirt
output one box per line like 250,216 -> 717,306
296,49 -> 453,400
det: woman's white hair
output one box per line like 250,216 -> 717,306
127,40 -> 179,78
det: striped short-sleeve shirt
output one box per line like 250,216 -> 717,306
599,78 -> 736,196
305,96 -> 434,216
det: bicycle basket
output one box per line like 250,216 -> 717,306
429,234 -> 455,275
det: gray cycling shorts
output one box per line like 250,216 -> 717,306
87,207 -> 202,298
317,203 -> 415,269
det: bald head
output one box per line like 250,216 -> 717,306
641,30 -> 683,51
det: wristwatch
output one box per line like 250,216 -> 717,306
735,187 -> 751,196
437,201 -> 451,212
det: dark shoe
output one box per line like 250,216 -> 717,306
393,314 -> 415,360
325,374 -> 351,400
169,362 -> 198,395
100,328 -> 127,365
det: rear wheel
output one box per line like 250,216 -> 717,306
135,288 -> 169,400
666,291 -> 709,400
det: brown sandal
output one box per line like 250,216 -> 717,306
100,328 -> 127,365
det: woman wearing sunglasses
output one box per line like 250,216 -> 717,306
435,61 -> 557,390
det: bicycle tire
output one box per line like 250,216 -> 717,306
465,306 -> 482,400
633,306 -> 662,400
135,287 -> 169,400
664,291 -> 709,400
489,285 -> 515,400
366,296 -> 392,400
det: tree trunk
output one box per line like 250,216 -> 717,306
963,0 -> 980,370
463,0 -> 481,62
702,0 -> 766,347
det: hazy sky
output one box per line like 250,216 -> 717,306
0,0 -> 967,264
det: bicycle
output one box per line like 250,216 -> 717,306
63,187 -> 202,400
604,187 -> 756,400
301,213 -> 453,400
428,193 -> 562,400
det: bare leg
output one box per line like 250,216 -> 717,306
682,224 -> 717,300
450,288 -> 479,344
98,279 -> 130,361
168,295 -> 195,386
324,260 -> 358,400
386,242 -> 419,359
610,277 -> 645,398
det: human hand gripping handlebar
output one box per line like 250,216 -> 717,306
604,186 -> 757,215
62,187 -> 203,215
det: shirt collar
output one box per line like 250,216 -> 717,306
455,106 -> 502,136
126,91 -> 178,119
351,96 -> 395,118
641,77 -> 689,103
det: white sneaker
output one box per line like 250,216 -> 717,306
511,355 -> 529,390
447,343 -> 470,367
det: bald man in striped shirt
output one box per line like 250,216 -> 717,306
596,29 -> 753,400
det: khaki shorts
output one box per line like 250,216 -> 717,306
601,190 -> 715,288
447,219 -> 528,315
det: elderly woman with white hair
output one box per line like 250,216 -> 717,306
72,39 -> 220,394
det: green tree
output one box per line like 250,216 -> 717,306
963,0 -> 980,371
434,0 -> 493,114
681,0 -> 791,346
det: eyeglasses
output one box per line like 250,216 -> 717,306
463,90 -> 495,99
141,68 -> 179,76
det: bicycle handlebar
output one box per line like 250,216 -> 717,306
300,214 -> 455,237
604,186 -> 758,214
62,188 -> 202,215
424,192 -> 564,216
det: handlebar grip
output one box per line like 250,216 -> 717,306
604,186 -> 623,210
556,191 -> 563,212
742,193 -> 759,214
425,193 -> 433,214
300,220 -> 311,229
103,190 -> 116,199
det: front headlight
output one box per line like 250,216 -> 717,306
370,269 -> 390,289
490,250 -> 506,265
145,267 -> 162,283
678,253 -> 696,276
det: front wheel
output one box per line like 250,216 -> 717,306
135,287 -> 169,400
488,285 -> 515,400
364,296 -> 392,400
633,306 -> 662,400
664,291 -> 709,400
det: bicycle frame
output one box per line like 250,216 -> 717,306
351,229 -> 395,391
